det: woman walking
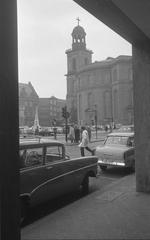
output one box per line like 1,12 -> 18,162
68,125 -> 75,143
79,126 -> 95,157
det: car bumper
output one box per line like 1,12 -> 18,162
98,160 -> 125,166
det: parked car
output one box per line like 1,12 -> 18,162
56,126 -> 63,134
95,132 -> 135,171
20,140 -> 98,222
39,126 -> 54,136
113,125 -> 134,133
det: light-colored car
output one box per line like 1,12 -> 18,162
113,125 -> 134,133
20,140 -> 98,221
95,132 -> 135,171
55,126 -> 63,134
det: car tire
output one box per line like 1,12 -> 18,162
20,199 -> 28,225
100,165 -> 107,171
81,175 -> 89,195
130,161 -> 135,172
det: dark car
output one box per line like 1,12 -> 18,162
20,140 -> 98,221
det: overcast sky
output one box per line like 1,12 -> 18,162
17,0 -> 132,99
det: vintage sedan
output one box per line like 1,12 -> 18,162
95,132 -> 135,171
20,140 -> 98,221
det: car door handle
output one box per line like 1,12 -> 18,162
46,166 -> 53,170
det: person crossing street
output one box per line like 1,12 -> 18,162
79,126 -> 95,157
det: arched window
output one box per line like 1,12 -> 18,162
78,77 -> 80,90
113,89 -> 118,120
113,69 -> 117,82
87,92 -> 93,108
128,68 -> 133,81
85,58 -> 88,65
129,88 -> 133,106
73,80 -> 76,92
72,58 -> 76,71
79,94 -> 82,119
104,91 -> 111,118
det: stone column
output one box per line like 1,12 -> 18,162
133,42 -> 150,192
0,0 -> 20,239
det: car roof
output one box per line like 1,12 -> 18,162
19,139 -> 64,149
107,132 -> 134,137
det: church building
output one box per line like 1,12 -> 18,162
65,20 -> 133,126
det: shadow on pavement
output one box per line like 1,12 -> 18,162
21,186 -> 97,228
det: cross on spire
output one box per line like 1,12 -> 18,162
76,17 -> 80,26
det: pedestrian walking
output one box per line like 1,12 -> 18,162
74,124 -> 80,143
86,125 -> 92,142
68,125 -> 75,143
79,126 -> 95,157
53,127 -> 57,139
105,125 -> 108,132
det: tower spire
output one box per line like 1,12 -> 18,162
76,17 -> 80,26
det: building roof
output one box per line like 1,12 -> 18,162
49,96 -> 66,102
78,55 -> 132,73
19,82 -> 39,98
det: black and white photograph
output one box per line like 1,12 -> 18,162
1,0 -> 150,239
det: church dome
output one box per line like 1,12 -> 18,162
71,20 -> 87,50
72,25 -> 86,38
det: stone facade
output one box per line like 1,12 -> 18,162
38,96 -> 66,126
19,82 -> 39,127
19,82 -> 66,127
38,98 -> 50,126
66,23 -> 133,126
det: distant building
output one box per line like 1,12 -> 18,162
65,21 -> 133,126
38,98 -> 50,126
19,82 -> 66,127
38,96 -> 66,126
19,82 -> 39,127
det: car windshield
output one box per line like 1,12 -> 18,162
116,125 -> 134,132
105,136 -> 128,146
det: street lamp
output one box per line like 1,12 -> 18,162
62,106 -> 70,142
85,105 -> 98,139
94,105 -> 97,139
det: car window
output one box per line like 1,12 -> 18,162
45,145 -> 63,164
19,147 -> 43,169
105,136 -> 128,145
116,125 -> 134,132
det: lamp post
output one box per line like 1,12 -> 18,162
62,106 -> 70,142
85,105 -> 98,139
94,105 -> 98,139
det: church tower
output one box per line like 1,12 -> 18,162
65,19 -> 93,123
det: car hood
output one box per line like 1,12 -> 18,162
96,145 -> 129,160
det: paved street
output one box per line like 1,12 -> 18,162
21,132 -> 132,228
39,130 -> 107,145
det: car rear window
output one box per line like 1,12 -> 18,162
19,147 -> 43,169
45,145 -> 63,163
105,136 -> 128,145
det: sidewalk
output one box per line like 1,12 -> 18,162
64,131 -> 107,146
21,174 -> 150,240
